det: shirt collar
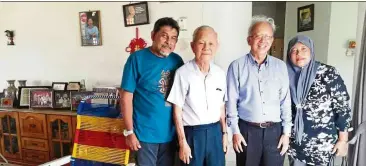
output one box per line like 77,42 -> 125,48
191,59 -> 213,77
248,53 -> 269,67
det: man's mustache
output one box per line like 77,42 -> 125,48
162,45 -> 171,50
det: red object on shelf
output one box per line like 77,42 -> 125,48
125,27 -> 147,54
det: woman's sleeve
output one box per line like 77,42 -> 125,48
329,67 -> 352,132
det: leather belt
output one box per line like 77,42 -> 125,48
245,121 -> 276,128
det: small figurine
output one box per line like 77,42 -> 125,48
4,30 -> 15,45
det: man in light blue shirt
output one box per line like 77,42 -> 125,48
226,15 -> 292,166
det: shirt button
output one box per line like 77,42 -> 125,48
263,101 -> 265,104
260,91 -> 263,93
263,113 -> 266,115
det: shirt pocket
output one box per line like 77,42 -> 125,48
213,86 -> 225,106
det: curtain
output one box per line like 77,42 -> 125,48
348,9 -> 366,166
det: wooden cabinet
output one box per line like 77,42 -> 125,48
47,115 -> 73,160
0,109 -> 76,166
19,113 -> 47,139
0,112 -> 22,161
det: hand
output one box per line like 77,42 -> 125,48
277,134 -> 289,156
232,133 -> 247,153
332,140 -> 348,156
223,133 -> 228,153
126,133 -> 141,151
179,140 -> 192,164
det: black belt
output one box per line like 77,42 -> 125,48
241,119 -> 278,128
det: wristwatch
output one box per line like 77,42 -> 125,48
222,131 -> 228,135
123,129 -> 134,137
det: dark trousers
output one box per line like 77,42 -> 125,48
180,122 -> 225,166
236,119 -> 284,166
135,141 -> 176,166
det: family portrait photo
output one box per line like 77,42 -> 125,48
79,10 -> 102,46
30,89 -> 53,108
18,86 -> 51,108
123,2 -> 150,27
53,91 -> 71,109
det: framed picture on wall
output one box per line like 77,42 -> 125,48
79,10 -> 102,46
122,2 -> 150,27
297,4 -> 314,32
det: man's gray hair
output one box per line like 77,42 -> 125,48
192,25 -> 217,42
248,15 -> 276,36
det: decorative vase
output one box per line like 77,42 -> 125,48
4,80 -> 17,100
18,80 -> 27,87
80,79 -> 86,91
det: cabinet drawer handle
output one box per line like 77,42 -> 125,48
29,124 -> 36,128
31,143 -> 38,146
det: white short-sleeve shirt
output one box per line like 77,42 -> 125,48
167,59 -> 227,126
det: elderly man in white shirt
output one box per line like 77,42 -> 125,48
167,25 -> 227,166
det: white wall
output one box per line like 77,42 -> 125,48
327,2 -> 358,99
284,2 -> 331,63
0,2 -> 251,90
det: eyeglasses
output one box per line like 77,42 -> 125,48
250,34 -> 273,40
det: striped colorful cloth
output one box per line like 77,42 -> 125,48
71,96 -> 130,165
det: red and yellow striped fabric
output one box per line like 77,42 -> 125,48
72,115 -> 130,165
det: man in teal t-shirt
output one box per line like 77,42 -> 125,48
120,17 -> 184,166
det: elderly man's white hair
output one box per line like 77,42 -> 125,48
248,15 -> 276,36
192,25 -> 218,42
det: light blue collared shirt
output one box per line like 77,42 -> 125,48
226,53 -> 292,135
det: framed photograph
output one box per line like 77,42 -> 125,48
67,82 -> 81,91
29,89 -> 53,109
79,10 -> 102,46
70,91 -> 94,111
123,2 -> 150,27
1,98 -> 13,108
17,86 -> 51,108
52,82 -> 68,91
297,4 -> 314,32
53,91 -> 72,109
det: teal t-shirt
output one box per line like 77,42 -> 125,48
121,48 -> 184,143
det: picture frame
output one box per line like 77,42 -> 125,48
70,91 -> 94,111
122,2 -> 150,27
67,82 -> 81,91
1,98 -> 13,108
52,82 -> 68,91
79,10 -> 102,46
17,86 -> 51,108
297,4 -> 314,32
53,90 -> 72,109
29,89 -> 53,109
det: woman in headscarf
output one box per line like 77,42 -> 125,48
286,35 -> 352,166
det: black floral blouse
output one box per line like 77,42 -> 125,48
287,63 -> 352,165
